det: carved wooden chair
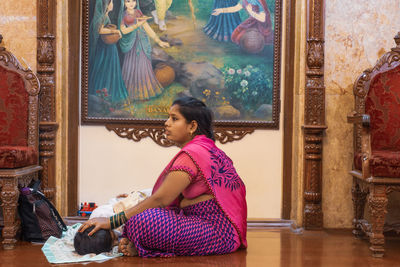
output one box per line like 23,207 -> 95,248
348,32 -> 400,257
0,36 -> 42,249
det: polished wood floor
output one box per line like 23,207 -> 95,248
1,229 -> 400,266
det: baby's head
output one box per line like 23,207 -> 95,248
74,226 -> 115,255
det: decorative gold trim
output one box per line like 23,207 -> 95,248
105,125 -> 254,146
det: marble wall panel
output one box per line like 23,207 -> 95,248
0,0 -> 37,72
323,0 -> 400,228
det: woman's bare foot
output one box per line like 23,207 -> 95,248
118,238 -> 138,256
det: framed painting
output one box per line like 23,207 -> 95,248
81,0 -> 282,140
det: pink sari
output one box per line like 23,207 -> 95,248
152,135 -> 248,248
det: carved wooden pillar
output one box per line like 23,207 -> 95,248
351,179 -> 367,237
37,0 -> 58,203
368,184 -> 387,257
0,179 -> 20,249
303,0 -> 326,229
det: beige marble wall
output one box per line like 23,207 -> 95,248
323,0 -> 400,228
0,0 -> 37,71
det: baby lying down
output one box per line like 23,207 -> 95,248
74,190 -> 150,255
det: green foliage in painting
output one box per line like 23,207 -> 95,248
222,64 -> 272,112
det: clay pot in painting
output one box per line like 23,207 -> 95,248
155,63 -> 175,87
239,29 -> 265,54
100,24 -> 120,45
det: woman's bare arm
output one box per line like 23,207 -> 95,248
79,171 -> 190,235
124,171 -> 190,218
212,3 -> 242,16
120,19 -> 147,35
142,22 -> 170,48
245,4 -> 266,22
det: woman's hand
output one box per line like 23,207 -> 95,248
212,8 -> 223,16
112,29 -> 122,39
136,17 -> 149,27
78,217 -> 110,236
158,40 -> 170,48
128,19 -> 146,31
115,30 -> 122,38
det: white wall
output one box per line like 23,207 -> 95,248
79,125 -> 283,218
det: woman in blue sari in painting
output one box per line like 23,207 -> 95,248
89,0 -> 128,105
203,0 -> 242,42
118,0 -> 170,101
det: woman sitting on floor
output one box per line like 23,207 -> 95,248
79,96 -> 247,257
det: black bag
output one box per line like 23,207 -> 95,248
18,180 -> 67,242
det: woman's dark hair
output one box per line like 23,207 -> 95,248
74,226 -> 113,255
172,96 -> 215,141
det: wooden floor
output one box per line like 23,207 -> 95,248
1,229 -> 400,266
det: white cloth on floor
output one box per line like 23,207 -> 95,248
41,223 -> 122,264
41,189 -> 151,263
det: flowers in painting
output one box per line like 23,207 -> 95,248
95,88 -> 114,113
201,89 -> 229,108
222,64 -> 272,112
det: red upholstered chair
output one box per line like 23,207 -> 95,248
348,33 -> 400,257
0,37 -> 42,249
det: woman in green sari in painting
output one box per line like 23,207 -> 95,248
118,0 -> 170,101
89,0 -> 129,106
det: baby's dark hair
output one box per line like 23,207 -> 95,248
74,226 -> 113,255
172,96 -> 215,141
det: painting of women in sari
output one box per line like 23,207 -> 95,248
212,0 -> 273,52
89,0 -> 128,106
83,0 -> 281,125
119,0 -> 170,101
203,0 -> 242,42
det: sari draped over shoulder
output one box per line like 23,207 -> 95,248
152,135 -> 248,248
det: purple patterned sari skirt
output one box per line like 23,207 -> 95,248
122,198 -> 240,257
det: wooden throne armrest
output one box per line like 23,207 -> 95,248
347,112 -> 370,127
348,111 -> 371,178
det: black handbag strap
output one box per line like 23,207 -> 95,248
32,179 -> 41,193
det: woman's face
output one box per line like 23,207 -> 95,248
125,0 -> 137,10
165,105 -> 194,147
